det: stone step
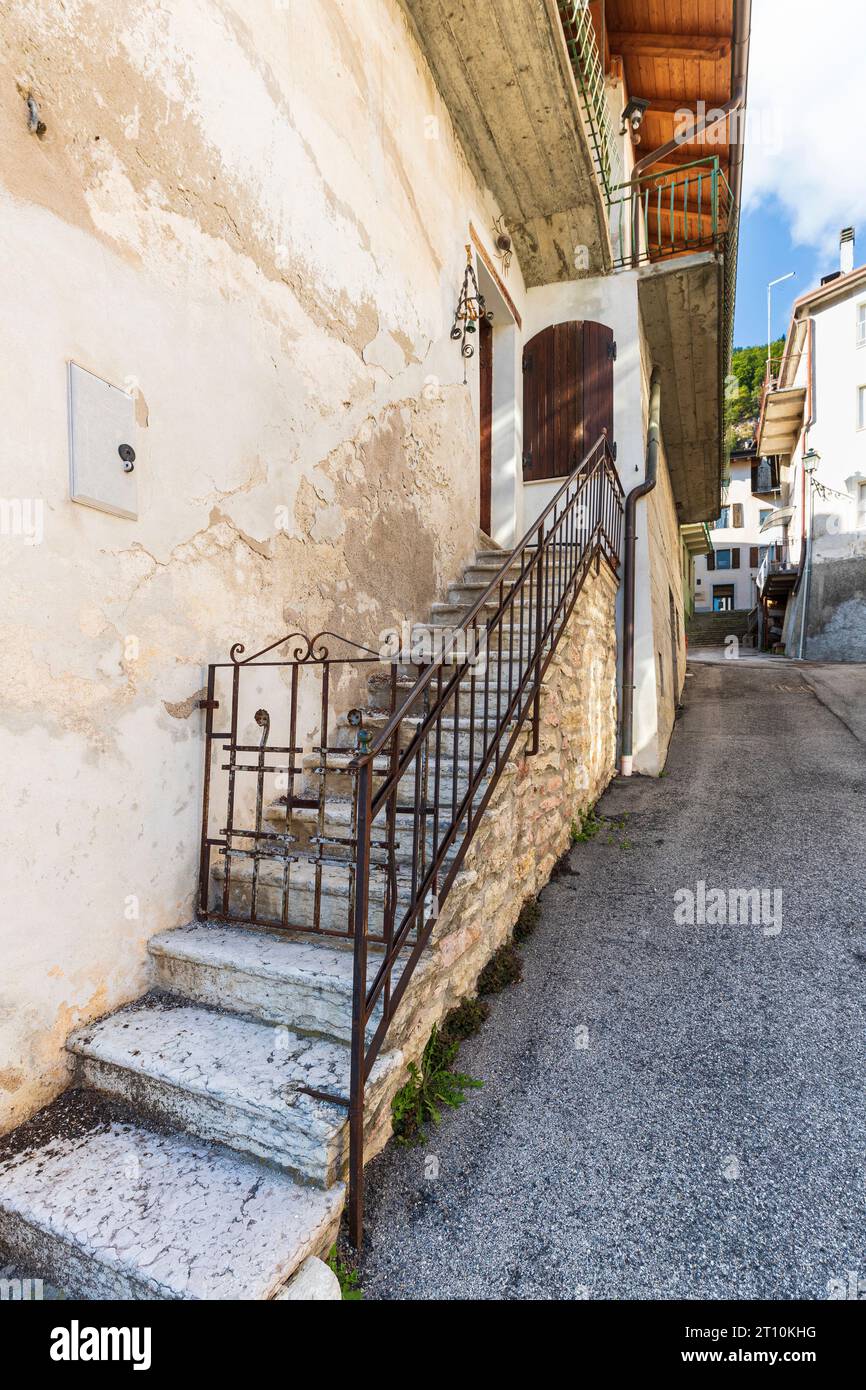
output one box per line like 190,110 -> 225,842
462,557 -> 526,580
447,577 -> 530,606
0,1112 -> 343,1299
263,796 -> 471,874
297,743 -> 509,801
423,602 -> 532,626
210,850 -> 458,933
413,616 -> 547,647
365,669 -> 529,718
149,921 -> 385,1042
474,547 -> 535,566
68,1001 -> 400,1187
334,709 -> 517,759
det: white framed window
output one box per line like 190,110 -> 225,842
858,302 -> 866,348
859,385 -> 866,431
858,482 -> 866,529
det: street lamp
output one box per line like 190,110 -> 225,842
767,272 -> 796,370
802,446 -> 821,473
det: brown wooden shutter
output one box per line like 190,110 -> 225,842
522,321 -> 613,481
732,503 -> 744,528
731,546 -> 741,568
749,546 -> 759,567
706,551 -> 715,571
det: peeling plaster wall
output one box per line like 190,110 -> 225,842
644,439 -> 686,768
0,0 -> 531,1130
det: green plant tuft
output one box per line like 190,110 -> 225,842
513,898 -> 541,943
477,942 -> 523,995
571,806 -> 605,842
391,1025 -> 483,1146
440,996 -> 490,1044
326,1244 -> 363,1300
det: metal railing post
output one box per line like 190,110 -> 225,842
348,757 -> 372,1248
530,520 -> 545,754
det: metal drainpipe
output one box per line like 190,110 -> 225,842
620,365 -> 661,776
794,317 -> 815,659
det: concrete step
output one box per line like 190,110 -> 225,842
0,1113 -> 343,1299
149,921 -> 385,1042
68,1001 -> 400,1187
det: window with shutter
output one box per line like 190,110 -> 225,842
521,321 -> 614,481
731,547 -> 741,568
749,546 -> 759,567
706,551 -> 715,571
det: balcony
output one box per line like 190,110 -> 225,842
757,540 -> 798,598
609,156 -> 737,355
616,158 -> 737,523
756,357 -> 807,457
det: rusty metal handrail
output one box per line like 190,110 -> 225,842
346,434 -> 624,1244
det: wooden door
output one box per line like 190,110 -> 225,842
479,315 -> 493,535
521,321 -> 614,481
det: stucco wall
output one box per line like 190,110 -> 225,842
0,0 -> 529,1130
779,287 -> 866,659
643,438 -> 686,768
522,274 -> 686,775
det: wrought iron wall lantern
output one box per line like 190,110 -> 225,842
492,214 -> 513,276
451,244 -> 492,381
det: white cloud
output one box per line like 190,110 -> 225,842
742,0 -> 866,256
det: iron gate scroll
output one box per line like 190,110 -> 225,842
198,631 -> 399,942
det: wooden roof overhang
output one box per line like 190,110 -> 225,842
588,3 -> 749,524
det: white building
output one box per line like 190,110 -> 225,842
693,444 -> 780,614
756,228 -> 866,658
0,0 -> 748,1283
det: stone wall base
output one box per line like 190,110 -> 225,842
363,563 -> 620,1162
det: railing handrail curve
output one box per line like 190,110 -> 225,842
357,433 -> 621,766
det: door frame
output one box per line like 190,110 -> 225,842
479,314 -> 493,536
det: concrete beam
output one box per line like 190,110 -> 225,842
638,253 -> 723,524
400,0 -> 612,285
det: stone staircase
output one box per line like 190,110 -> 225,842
0,544 -> 538,1300
686,608 -> 753,648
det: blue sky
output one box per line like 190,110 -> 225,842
733,0 -> 866,351
734,201 -> 824,350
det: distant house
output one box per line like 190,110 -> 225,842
756,228 -> 866,658
693,440 -> 782,621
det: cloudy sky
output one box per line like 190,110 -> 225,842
734,0 -> 866,345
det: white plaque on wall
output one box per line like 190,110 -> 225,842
68,362 -> 138,519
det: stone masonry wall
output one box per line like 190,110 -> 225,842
363,562 -> 620,1159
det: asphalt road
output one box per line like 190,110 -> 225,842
361,658 -> 866,1300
